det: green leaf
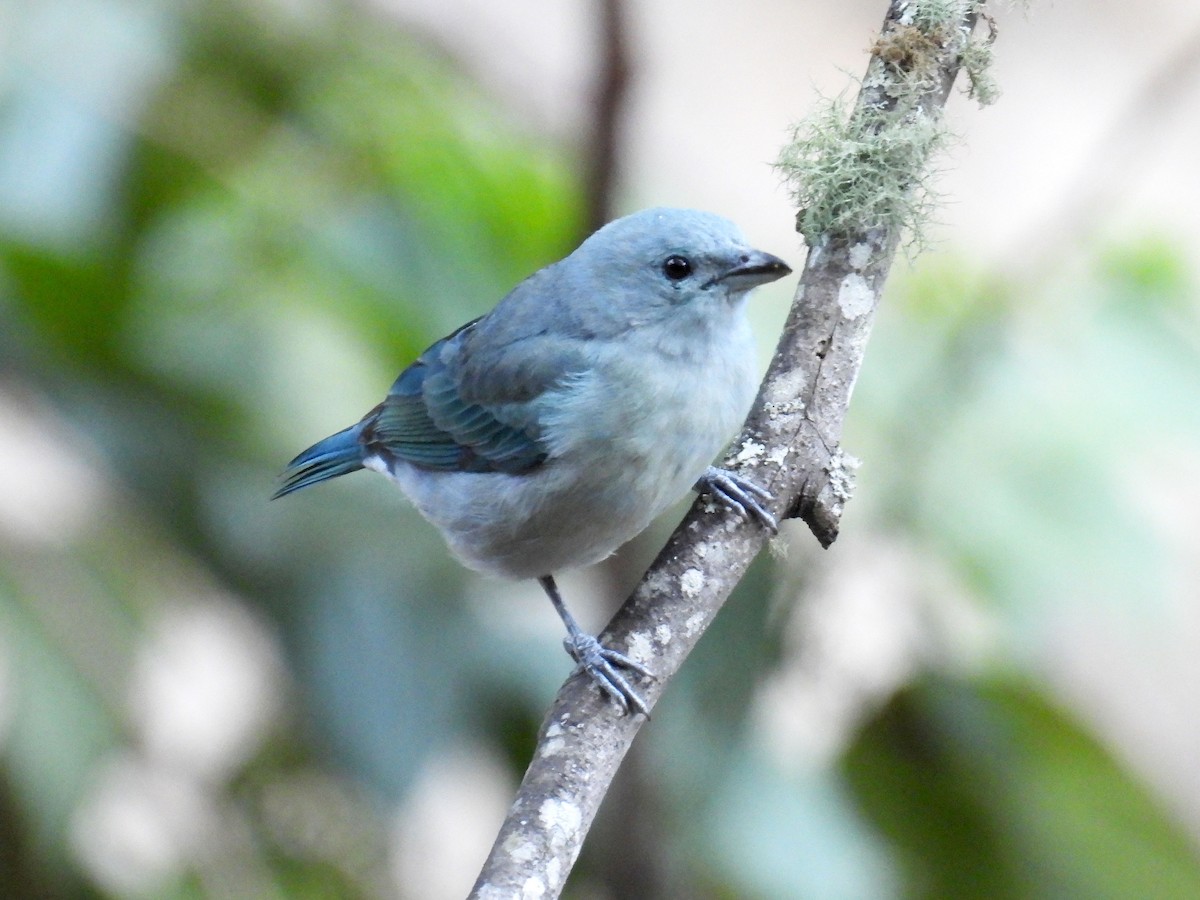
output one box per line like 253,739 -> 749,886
844,675 -> 1200,899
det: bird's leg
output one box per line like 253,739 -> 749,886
696,466 -> 778,532
538,575 -> 653,716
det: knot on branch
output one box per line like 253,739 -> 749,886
781,433 -> 860,548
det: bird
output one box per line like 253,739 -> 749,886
273,207 -> 790,715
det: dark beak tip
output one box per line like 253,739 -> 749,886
742,253 -> 792,282
710,250 -> 791,289
763,251 -> 791,273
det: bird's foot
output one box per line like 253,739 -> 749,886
563,632 -> 654,717
698,465 -> 778,532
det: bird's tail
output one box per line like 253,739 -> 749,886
272,424 -> 365,499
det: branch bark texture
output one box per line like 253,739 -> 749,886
472,2 -> 987,896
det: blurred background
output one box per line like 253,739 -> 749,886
2,0 -> 1199,897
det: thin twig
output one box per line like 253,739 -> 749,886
471,2 -> 987,896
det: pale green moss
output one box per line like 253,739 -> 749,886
870,23 -> 949,102
776,96 -> 946,245
961,38 -> 1001,106
909,0 -> 971,32
776,0 -> 1002,244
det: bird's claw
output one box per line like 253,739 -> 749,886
563,633 -> 654,717
698,465 -> 778,532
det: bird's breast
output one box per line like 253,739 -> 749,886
385,310 -> 759,580
540,313 -> 758,518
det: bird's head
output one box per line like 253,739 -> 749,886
559,208 -> 791,333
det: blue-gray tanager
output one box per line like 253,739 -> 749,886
274,207 -> 790,714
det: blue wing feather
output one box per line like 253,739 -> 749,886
276,306 -> 579,496
362,322 -> 548,475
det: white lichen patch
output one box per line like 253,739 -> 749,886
826,448 -> 863,513
545,858 -> 561,890
538,798 -> 582,849
684,612 -> 706,637
626,630 -> 654,665
545,721 -> 563,739
692,542 -> 708,559
654,623 -> 672,646
540,736 -> 566,758
680,568 -> 705,597
733,440 -> 765,464
521,876 -> 547,898
764,398 -> 805,417
501,834 -> 538,863
848,241 -> 872,269
764,367 -> 809,407
767,445 -> 790,466
838,272 -> 874,319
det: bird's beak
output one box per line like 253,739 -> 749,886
711,250 -> 791,290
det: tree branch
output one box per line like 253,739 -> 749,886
471,2 -> 989,896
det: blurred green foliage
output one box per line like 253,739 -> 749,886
846,677 -> 1200,899
2,1 -> 1199,898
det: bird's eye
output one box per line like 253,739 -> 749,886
662,255 -> 692,281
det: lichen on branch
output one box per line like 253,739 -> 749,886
777,97 -> 946,245
776,0 -> 999,246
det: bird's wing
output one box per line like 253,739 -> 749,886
361,315 -> 586,474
